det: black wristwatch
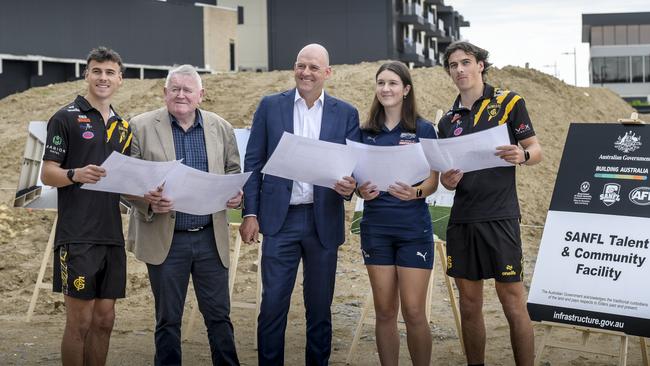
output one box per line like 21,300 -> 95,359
415,187 -> 423,198
522,150 -> 530,164
67,168 -> 76,183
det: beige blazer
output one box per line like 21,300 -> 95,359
126,107 -> 241,266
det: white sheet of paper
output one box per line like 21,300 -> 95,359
81,152 -> 180,196
83,152 -> 251,215
420,123 -> 513,173
346,139 -> 431,192
162,164 -> 251,215
261,132 -> 358,188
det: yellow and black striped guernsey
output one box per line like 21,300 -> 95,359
43,95 -> 132,247
438,83 -> 536,223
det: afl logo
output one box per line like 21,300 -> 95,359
629,187 -> 650,206
82,131 -> 94,139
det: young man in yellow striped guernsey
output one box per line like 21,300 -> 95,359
41,47 -> 132,366
437,42 -> 542,366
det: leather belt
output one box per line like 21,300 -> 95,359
177,222 -> 212,232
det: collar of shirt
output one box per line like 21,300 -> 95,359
75,95 -> 119,120
169,109 -> 203,131
294,88 -> 325,107
451,83 -> 495,113
381,121 -> 404,133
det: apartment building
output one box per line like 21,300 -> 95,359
582,12 -> 650,103
266,0 -> 469,70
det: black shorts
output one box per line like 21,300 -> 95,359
445,219 -> 523,282
53,244 -> 126,299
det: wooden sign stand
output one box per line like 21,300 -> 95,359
345,240 -> 464,365
533,113 -> 648,365
535,321 -> 627,365
25,215 -> 57,322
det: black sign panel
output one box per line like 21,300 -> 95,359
550,123 -> 649,218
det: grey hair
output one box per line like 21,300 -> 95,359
165,64 -> 203,89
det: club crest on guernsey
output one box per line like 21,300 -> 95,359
599,183 -> 621,206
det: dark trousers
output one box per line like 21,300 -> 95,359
147,228 -> 239,366
257,204 -> 339,366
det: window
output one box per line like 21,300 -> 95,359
628,25 -> 640,44
598,57 -> 629,83
603,26 -> 615,45
237,6 -> 244,25
641,25 -> 650,44
615,25 -> 627,45
592,57 -> 604,84
632,56 -> 643,83
617,56 -> 630,83
646,56 -> 650,82
591,26 -> 603,45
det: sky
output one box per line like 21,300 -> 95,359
445,0 -> 650,87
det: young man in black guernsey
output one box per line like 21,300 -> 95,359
41,47 -> 132,366
438,41 -> 542,366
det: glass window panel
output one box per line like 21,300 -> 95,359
645,56 -> 650,83
617,57 -> 630,83
628,25 -> 639,44
602,57 -> 629,83
615,25 -> 627,45
603,57 -> 617,82
591,26 -> 603,46
632,56 -> 643,83
641,25 -> 650,44
592,57 -> 604,84
603,26 -> 615,45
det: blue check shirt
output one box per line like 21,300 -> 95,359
170,111 -> 212,230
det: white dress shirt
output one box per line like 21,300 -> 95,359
289,89 -> 325,205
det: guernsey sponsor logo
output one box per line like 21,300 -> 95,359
82,131 -> 94,139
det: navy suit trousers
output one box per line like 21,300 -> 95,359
147,228 -> 239,366
257,204 -> 339,366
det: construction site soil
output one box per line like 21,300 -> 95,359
0,62 -> 646,365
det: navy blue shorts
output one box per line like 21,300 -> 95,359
360,231 -> 434,269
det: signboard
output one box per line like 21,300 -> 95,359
528,123 -> 650,337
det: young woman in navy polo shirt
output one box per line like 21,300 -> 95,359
356,61 -> 439,366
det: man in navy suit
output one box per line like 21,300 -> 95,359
240,43 -> 360,365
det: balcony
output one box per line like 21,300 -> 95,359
399,2 -> 426,27
424,47 -> 437,67
400,39 -> 426,66
419,12 -> 442,36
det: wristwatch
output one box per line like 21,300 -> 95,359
522,150 -> 530,164
415,187 -> 423,198
66,169 -> 76,183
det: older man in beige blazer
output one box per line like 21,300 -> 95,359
127,64 -> 241,366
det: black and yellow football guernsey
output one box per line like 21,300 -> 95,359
438,83 -> 536,223
43,95 -> 132,247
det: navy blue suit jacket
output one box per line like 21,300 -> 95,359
242,89 -> 360,248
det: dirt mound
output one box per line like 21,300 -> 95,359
0,63 -> 641,365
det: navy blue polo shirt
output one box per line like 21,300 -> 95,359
359,118 -> 437,238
